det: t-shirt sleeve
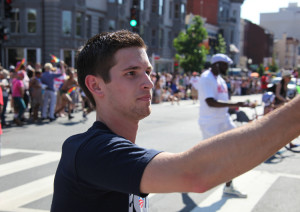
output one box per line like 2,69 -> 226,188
76,135 -> 161,196
199,77 -> 215,99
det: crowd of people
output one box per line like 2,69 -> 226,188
0,61 -> 93,127
0,58 -> 298,128
149,67 -> 298,106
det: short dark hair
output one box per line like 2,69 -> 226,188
76,30 -> 147,107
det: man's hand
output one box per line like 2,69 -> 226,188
237,101 -> 257,108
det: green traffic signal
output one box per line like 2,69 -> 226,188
130,19 -> 137,27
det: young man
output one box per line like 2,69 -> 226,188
51,30 -> 300,212
196,53 -> 255,198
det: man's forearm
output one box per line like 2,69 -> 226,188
206,98 -> 243,108
185,95 -> 300,192
141,96 -> 300,194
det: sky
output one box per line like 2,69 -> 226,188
241,0 -> 300,25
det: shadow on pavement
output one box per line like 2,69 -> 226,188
179,193 -> 234,212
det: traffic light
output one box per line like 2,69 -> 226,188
0,27 -> 9,41
130,7 -> 138,27
4,0 -> 13,18
174,61 -> 179,71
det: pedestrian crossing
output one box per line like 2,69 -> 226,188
0,148 -> 299,212
0,148 -> 60,212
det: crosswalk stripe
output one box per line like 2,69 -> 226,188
1,148 -> 20,157
0,175 -> 54,210
191,170 -> 279,212
2,148 -> 59,155
10,207 -> 49,212
0,152 -> 60,177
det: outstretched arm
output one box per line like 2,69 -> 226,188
205,97 -> 254,108
140,96 -> 300,193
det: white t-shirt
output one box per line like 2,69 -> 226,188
197,69 -> 229,124
189,76 -> 200,89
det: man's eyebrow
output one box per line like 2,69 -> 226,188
123,65 -> 153,71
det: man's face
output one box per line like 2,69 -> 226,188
103,47 -> 154,121
218,62 -> 229,75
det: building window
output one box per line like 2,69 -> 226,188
109,20 -> 116,31
10,8 -> 20,33
169,1 -> 172,18
140,0 -> 144,10
232,10 -> 237,18
220,6 -> 224,18
108,0 -> 115,3
174,3 -> 180,19
27,9 -> 37,34
181,3 -> 185,17
76,12 -> 83,37
8,48 -> 24,68
27,49 -> 37,66
152,0 -> 157,13
86,15 -> 91,38
118,0 -> 123,4
63,50 -> 72,67
168,31 -> 172,47
151,29 -> 156,46
158,0 -> 163,15
98,18 -> 104,33
62,10 -> 72,36
159,29 -> 163,48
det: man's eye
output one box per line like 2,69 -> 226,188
126,71 -> 135,76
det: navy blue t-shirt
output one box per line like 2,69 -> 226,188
51,121 -> 161,212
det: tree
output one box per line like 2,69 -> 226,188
215,33 -> 226,54
173,16 -> 208,73
258,64 -> 264,77
269,53 -> 279,73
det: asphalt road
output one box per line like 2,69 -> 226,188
1,94 -> 300,212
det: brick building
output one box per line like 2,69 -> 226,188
242,20 -> 273,69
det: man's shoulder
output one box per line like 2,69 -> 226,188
200,70 -> 214,81
64,122 -> 127,150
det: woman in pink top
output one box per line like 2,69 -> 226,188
12,72 -> 26,126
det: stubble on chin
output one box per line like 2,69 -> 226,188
134,105 -> 151,120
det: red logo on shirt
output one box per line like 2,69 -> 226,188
139,197 -> 144,208
217,85 -> 228,93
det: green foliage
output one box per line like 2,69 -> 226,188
258,64 -> 264,77
215,34 -> 226,54
173,16 -> 208,72
269,54 -> 279,73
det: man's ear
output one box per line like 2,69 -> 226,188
85,75 -> 105,97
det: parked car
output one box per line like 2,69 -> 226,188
267,77 -> 297,99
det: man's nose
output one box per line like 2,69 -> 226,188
141,73 -> 154,90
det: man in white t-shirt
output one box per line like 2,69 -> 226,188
197,53 -> 254,198
189,71 -> 200,104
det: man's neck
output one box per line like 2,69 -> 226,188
210,68 -> 219,77
96,111 -> 138,143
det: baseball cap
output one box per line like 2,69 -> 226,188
211,53 -> 233,65
281,70 -> 292,78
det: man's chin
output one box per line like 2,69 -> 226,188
138,107 -> 151,120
